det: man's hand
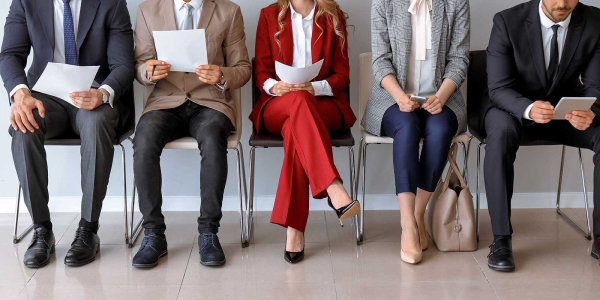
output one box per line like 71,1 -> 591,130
146,60 -> 170,81
70,89 -> 105,110
11,89 -> 45,133
397,93 -> 420,113
269,81 -> 293,97
290,82 -> 314,95
422,95 -> 445,115
566,110 -> 594,131
196,65 -> 222,85
529,101 -> 555,124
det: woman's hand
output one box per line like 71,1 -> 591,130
397,93 -> 420,113
269,81 -> 293,97
422,95 -> 446,115
290,82 -> 314,95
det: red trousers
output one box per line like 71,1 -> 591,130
263,91 -> 343,232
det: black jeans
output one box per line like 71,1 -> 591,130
133,101 -> 233,234
484,107 -> 600,236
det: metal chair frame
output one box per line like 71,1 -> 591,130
13,142 -> 131,245
475,142 -> 592,241
245,144 -> 356,245
353,136 -> 472,244
127,88 -> 248,248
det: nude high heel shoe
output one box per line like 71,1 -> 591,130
401,224 -> 423,264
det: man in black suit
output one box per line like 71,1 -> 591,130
482,0 -> 600,272
0,0 -> 134,268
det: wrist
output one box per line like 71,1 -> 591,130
14,88 -> 30,102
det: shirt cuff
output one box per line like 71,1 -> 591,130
263,78 -> 278,96
523,103 -> 534,120
99,85 -> 115,108
9,84 -> 30,104
312,80 -> 334,97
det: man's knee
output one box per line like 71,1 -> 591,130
484,109 -> 521,145
195,120 -> 231,153
77,108 -> 118,135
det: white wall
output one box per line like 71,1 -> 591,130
0,0 -> 596,212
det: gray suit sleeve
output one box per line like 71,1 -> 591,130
443,0 -> 470,89
371,0 -> 396,87
0,0 -> 31,103
101,0 -> 135,101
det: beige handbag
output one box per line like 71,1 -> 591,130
425,143 -> 477,252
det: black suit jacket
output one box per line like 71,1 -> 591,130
0,0 -> 135,127
480,0 -> 600,131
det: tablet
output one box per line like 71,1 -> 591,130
552,97 -> 597,120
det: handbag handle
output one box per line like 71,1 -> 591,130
442,143 -> 468,190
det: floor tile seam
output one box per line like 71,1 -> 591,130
322,211 -> 339,300
176,243 -> 195,300
470,252 -> 500,300
11,285 -> 26,300
54,213 -> 79,244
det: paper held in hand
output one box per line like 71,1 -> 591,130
275,59 -> 324,85
153,29 -> 209,72
32,63 -> 100,107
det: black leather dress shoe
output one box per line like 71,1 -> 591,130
132,233 -> 168,268
592,235 -> 599,260
64,227 -> 100,266
487,235 -> 515,272
23,227 -> 55,268
199,233 -> 226,266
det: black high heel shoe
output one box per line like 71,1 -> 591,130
284,235 -> 305,264
328,197 -> 361,227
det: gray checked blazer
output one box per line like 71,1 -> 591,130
362,0 -> 470,136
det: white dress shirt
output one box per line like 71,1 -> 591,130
523,0 -> 572,119
263,4 -> 333,97
405,0 -> 436,98
173,0 -> 203,30
10,0 -> 115,107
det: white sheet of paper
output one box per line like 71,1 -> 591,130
275,59 -> 324,85
153,29 -> 208,72
32,63 -> 100,107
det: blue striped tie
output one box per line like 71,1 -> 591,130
63,0 -> 77,65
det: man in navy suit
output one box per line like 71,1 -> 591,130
0,0 -> 134,268
482,0 -> 600,272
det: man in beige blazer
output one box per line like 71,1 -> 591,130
131,0 -> 251,268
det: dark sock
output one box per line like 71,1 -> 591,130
34,221 -> 53,231
78,219 -> 99,234
144,229 -> 166,239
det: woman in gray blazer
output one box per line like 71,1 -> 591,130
363,0 -> 469,264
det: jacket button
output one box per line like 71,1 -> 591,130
187,93 -> 191,98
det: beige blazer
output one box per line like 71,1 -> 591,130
134,0 -> 252,128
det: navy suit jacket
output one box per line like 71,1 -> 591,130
0,0 -> 134,127
480,0 -> 600,131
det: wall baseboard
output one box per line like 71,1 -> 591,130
0,192 -> 593,214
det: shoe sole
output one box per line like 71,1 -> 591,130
339,201 -> 361,220
200,257 -> 226,266
132,250 -> 169,268
592,251 -> 599,260
488,262 -> 515,272
64,244 -> 100,267
24,244 -> 55,269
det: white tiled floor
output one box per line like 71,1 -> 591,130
0,208 -> 597,300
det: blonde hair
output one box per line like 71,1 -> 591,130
270,0 -> 347,54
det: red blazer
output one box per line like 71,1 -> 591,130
249,5 -> 356,133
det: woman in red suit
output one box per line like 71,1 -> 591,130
249,0 -> 360,263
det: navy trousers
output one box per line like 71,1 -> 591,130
381,104 -> 458,195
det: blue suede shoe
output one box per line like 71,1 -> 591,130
132,233 -> 168,268
199,233 -> 226,266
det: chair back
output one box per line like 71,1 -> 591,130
467,50 -> 487,141
358,53 -> 375,124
